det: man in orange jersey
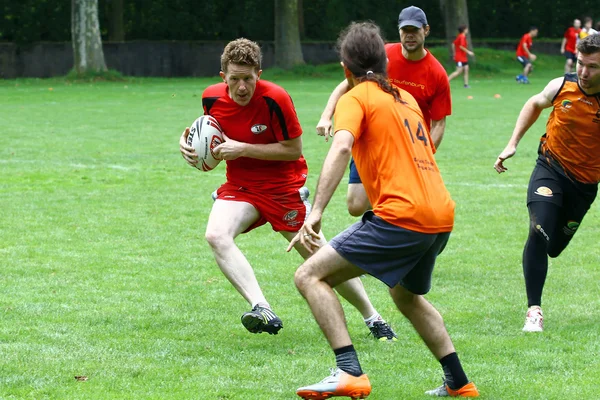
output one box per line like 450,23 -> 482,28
289,22 -> 479,399
448,25 -> 475,88
516,27 -> 539,84
495,34 -> 600,333
316,5 -> 452,217
561,19 -> 581,73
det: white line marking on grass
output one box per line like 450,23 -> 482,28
447,181 -> 527,189
0,159 -> 136,171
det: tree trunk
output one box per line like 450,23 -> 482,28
71,0 -> 107,73
107,0 -> 124,42
298,0 -> 305,39
274,0 -> 305,69
440,0 -> 471,62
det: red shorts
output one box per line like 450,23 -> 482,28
214,182 -> 309,233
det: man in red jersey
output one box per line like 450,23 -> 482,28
516,27 -> 539,84
448,25 -> 475,88
316,5 -> 452,217
561,19 -> 581,73
179,38 -> 396,340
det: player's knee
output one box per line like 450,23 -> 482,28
205,228 -> 232,249
294,265 -> 313,293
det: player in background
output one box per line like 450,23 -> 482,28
579,17 -> 598,40
448,25 -> 475,88
179,38 -> 397,340
516,27 -> 539,84
290,21 -> 479,399
494,34 -> 600,332
316,5 -> 451,217
561,19 -> 581,73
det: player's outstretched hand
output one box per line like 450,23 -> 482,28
180,127 -> 199,167
212,134 -> 244,160
316,117 -> 333,142
494,145 -> 516,173
286,212 -> 323,254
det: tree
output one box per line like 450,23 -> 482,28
71,0 -> 107,74
440,0 -> 471,62
107,0 -> 125,42
274,0 -> 305,69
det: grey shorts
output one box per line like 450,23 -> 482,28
329,211 -> 450,294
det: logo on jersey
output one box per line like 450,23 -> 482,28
534,186 -> 553,197
562,220 -> 580,236
578,97 -> 593,106
283,210 -> 299,221
560,100 -> 572,112
251,124 -> 268,134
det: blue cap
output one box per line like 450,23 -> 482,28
398,6 -> 428,28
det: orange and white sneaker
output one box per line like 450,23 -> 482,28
297,368 -> 371,399
425,381 -> 479,397
522,306 -> 543,332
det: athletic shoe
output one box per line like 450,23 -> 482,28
521,77 -> 530,84
296,368 -> 371,399
241,305 -> 283,335
463,84 -> 470,88
522,306 -> 543,332
515,74 -> 523,83
368,321 -> 398,342
425,380 -> 480,397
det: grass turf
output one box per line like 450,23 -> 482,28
0,48 -> 598,399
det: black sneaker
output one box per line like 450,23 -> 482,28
368,321 -> 398,342
241,305 -> 283,335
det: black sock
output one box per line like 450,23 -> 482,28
440,352 -> 468,390
523,227 -> 549,307
334,345 -> 363,377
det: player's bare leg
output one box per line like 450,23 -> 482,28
282,230 -> 397,341
206,200 -> 282,334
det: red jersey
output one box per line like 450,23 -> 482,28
202,80 -> 307,191
453,33 -> 468,63
516,33 -> 532,57
564,27 -> 580,53
385,43 -> 452,130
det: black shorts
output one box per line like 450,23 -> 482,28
564,51 -> 577,62
348,158 -> 362,184
456,61 -> 468,67
527,154 -> 597,229
329,211 -> 450,294
517,56 -> 531,67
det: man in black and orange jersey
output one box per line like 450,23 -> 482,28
179,38 -> 396,340
289,22 -> 478,399
495,34 -> 600,333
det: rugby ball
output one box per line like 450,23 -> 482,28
186,115 -> 224,171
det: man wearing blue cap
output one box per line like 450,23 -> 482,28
316,5 -> 452,218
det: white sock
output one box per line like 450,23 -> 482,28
253,301 -> 271,310
364,312 -> 384,327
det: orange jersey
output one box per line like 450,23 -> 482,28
542,73 -> 600,184
334,81 -> 455,233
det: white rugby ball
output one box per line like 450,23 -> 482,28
186,115 -> 224,171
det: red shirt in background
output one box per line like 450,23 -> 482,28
453,33 -> 468,63
516,33 -> 533,58
385,43 -> 452,130
563,27 -> 580,53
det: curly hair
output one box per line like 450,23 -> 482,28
220,38 -> 262,73
577,33 -> 600,55
337,21 -> 403,103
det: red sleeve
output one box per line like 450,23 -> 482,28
564,28 -> 570,39
430,62 -> 452,120
266,85 -> 303,141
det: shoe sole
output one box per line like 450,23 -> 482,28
297,389 -> 371,399
241,313 -> 282,335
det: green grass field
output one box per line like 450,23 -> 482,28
1,49 -> 598,399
